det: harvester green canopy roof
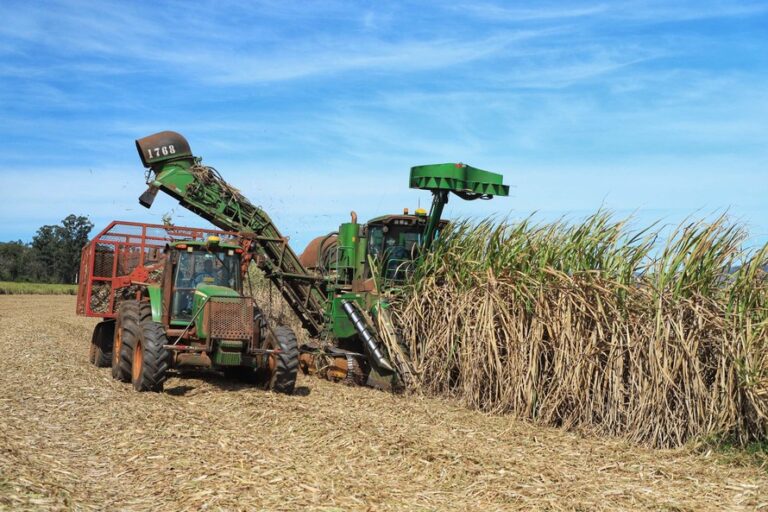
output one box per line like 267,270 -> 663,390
409,163 -> 509,197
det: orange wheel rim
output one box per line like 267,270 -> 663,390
114,326 -> 122,366
132,341 -> 143,382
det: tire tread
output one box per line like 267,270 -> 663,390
270,326 -> 299,394
132,316 -> 170,392
113,301 -> 140,382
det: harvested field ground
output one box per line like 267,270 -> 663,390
1,296 -> 766,511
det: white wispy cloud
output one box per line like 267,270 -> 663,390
607,1 -> 768,22
0,1 -> 553,85
456,1 -> 768,23
451,3 -> 610,22
201,32 -> 549,84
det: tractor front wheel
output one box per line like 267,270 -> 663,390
132,319 -> 170,392
265,326 -> 299,394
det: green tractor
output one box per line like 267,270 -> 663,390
79,222 -> 299,393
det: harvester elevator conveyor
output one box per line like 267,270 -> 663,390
135,131 -> 326,337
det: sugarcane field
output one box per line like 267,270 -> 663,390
2,1 -> 768,511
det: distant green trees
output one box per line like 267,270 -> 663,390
0,215 -> 93,284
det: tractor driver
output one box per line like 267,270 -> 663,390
194,259 -> 217,286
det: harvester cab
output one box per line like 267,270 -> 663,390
364,210 -> 433,283
359,163 -> 510,284
300,162 -> 509,290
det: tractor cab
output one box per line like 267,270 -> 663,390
365,211 -> 447,283
166,236 -> 244,325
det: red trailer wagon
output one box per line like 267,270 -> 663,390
76,220 -> 238,366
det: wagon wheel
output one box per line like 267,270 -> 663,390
90,320 -> 113,368
112,301 -> 142,382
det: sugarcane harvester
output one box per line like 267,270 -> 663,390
136,131 -> 508,389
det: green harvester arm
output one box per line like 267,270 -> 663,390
135,131 -> 326,336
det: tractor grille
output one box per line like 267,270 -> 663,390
208,297 -> 253,341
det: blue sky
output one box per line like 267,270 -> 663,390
1,0 -> 766,249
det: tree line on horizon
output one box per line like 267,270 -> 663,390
0,215 -> 93,284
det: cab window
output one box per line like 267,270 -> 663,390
170,249 -> 241,321
367,223 -> 422,282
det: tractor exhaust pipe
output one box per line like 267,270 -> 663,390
341,300 -> 394,372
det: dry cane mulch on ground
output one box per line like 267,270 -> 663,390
0,295 -> 766,511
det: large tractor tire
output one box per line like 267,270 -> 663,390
89,320 -> 114,367
112,301 -> 143,382
131,317 -> 171,392
266,326 -> 299,394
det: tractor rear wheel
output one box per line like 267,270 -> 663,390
266,326 -> 299,394
112,301 -> 142,382
132,318 -> 170,392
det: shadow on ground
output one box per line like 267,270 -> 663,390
163,369 -> 311,396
